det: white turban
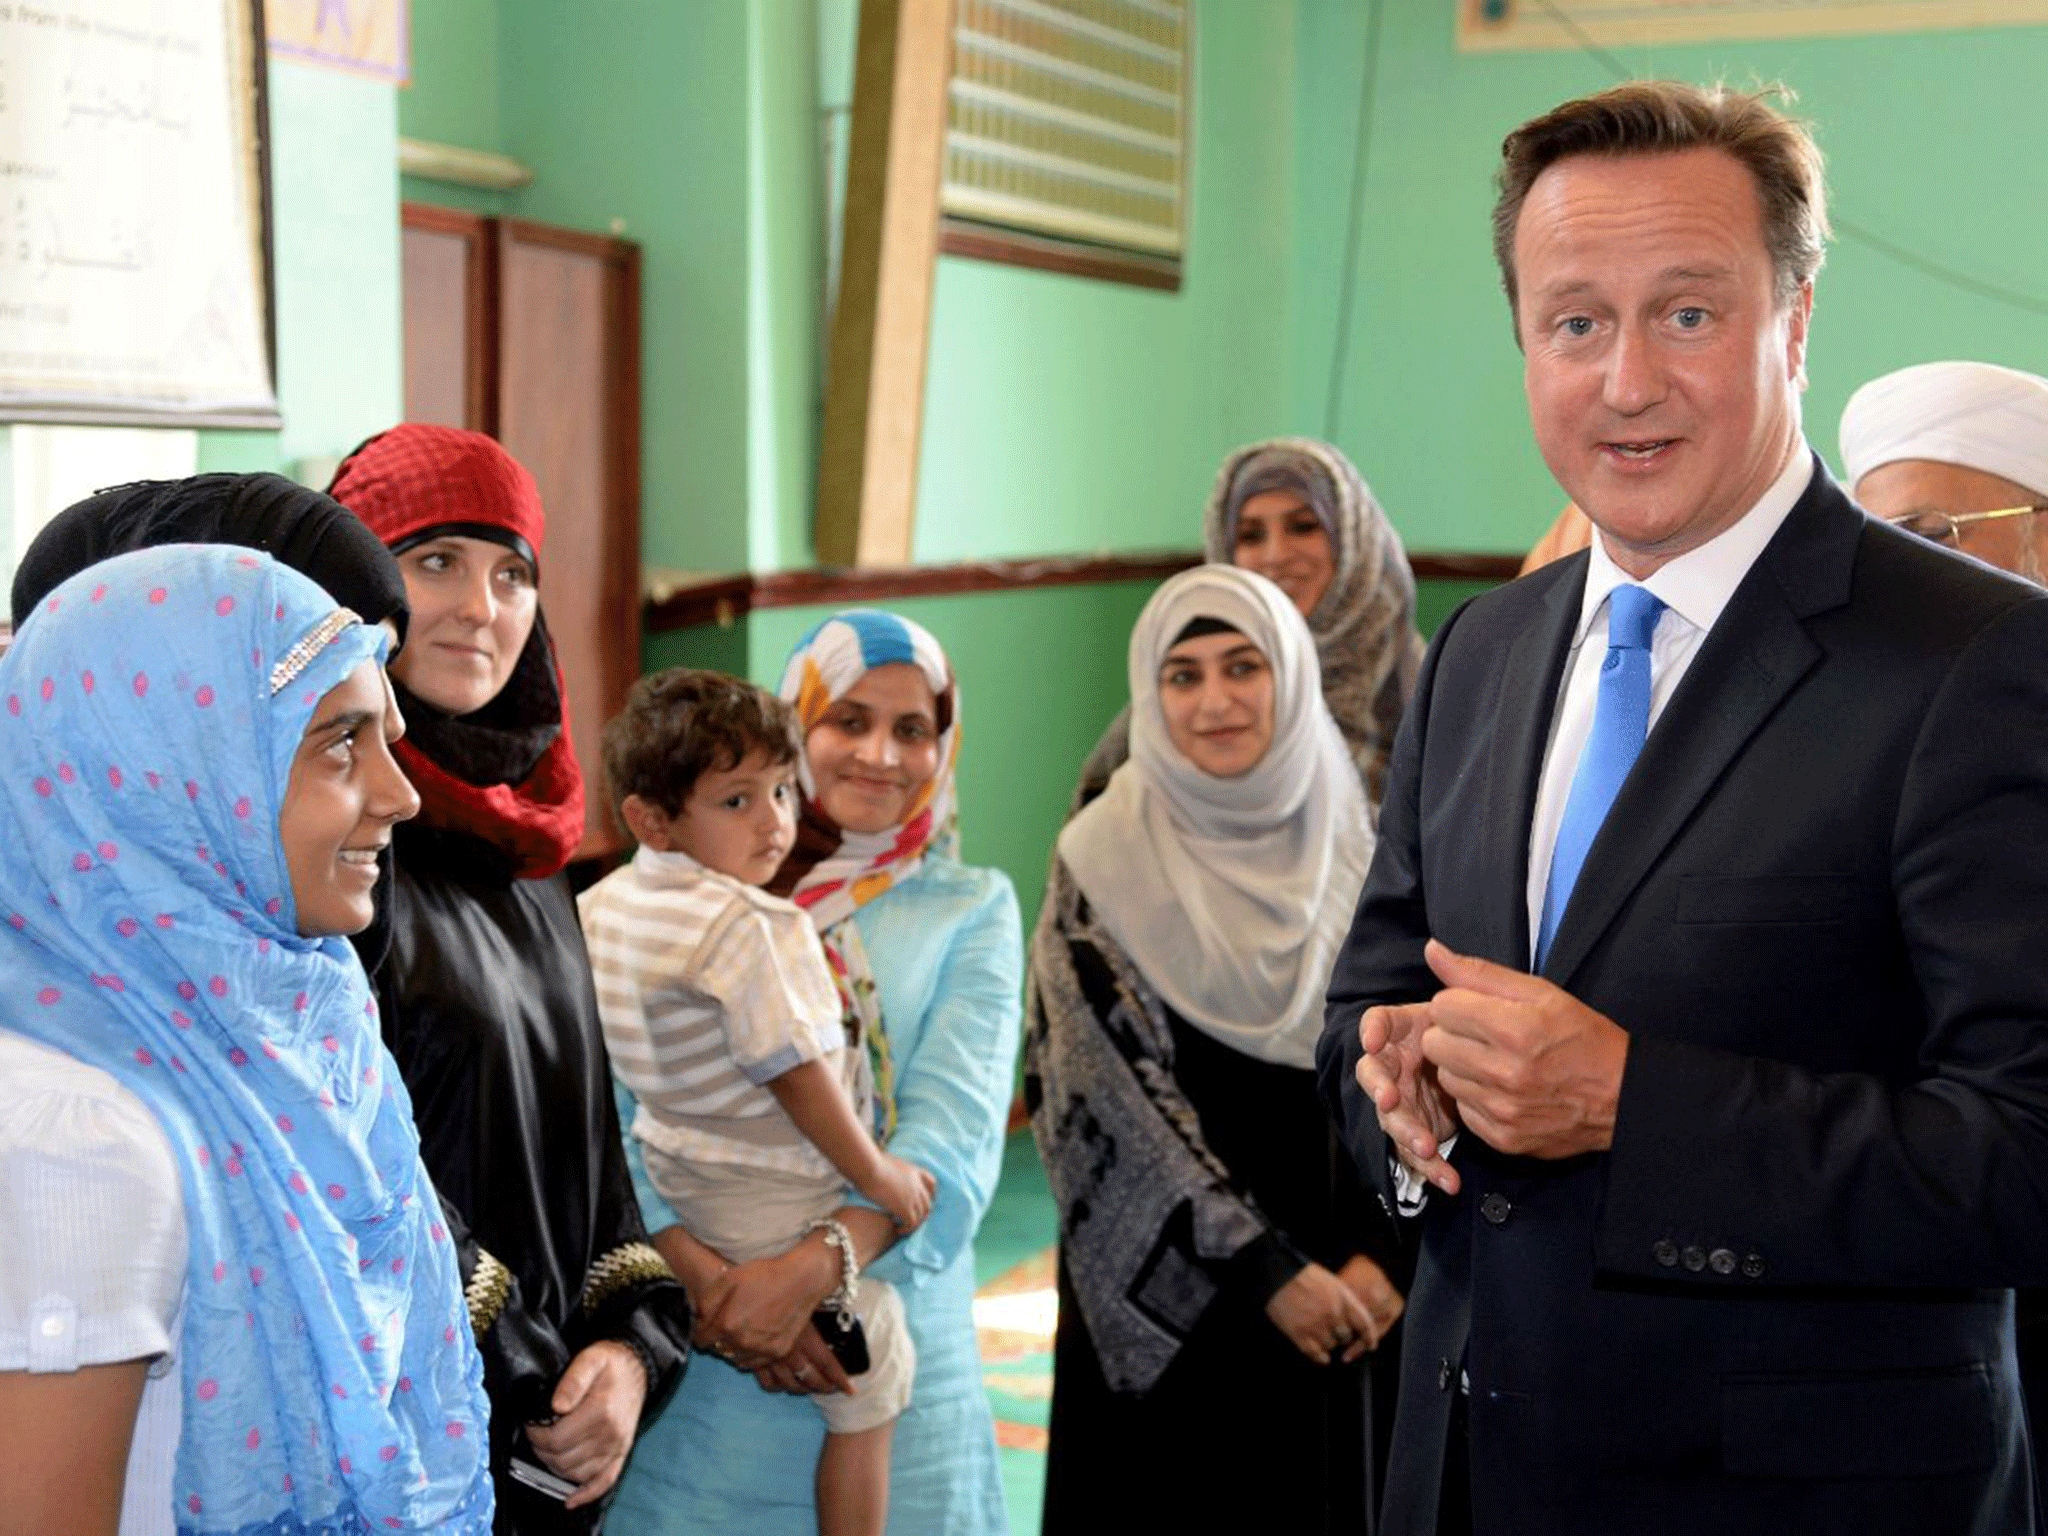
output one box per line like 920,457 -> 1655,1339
1839,360 -> 2048,500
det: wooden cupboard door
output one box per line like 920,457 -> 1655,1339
400,205 -> 494,433
494,220 -> 641,862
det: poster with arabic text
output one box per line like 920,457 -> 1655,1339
0,0 -> 276,426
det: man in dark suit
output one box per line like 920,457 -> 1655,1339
1317,80 -> 2048,1535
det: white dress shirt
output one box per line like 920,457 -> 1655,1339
1392,448 -> 1815,1214
1522,450 -> 1814,961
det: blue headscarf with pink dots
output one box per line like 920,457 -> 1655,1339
0,545 -> 491,1534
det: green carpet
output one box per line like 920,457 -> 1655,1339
974,1128 -> 1057,1536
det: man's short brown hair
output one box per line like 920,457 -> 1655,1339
600,667 -> 800,823
1492,80 -> 1829,324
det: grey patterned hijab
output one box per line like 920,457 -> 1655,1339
1205,437 -> 1423,807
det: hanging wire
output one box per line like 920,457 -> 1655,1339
1532,0 -> 1633,79
1322,0 -> 1384,438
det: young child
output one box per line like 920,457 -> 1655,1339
579,668 -> 931,1536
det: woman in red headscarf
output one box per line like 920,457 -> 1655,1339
330,426 -> 690,1534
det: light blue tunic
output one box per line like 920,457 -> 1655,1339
607,856 -> 1022,1536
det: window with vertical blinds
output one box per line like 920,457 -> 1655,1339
940,0 -> 1189,289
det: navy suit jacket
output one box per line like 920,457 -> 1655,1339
1319,460 -> 2048,1535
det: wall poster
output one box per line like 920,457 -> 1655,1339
0,0 -> 277,426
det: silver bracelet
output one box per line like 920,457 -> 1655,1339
804,1216 -> 860,1325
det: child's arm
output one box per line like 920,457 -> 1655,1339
767,1060 -> 934,1233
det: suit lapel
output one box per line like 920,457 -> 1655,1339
1482,560 -> 1583,966
1539,460 -> 1860,986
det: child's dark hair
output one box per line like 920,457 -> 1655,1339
601,668 -> 801,824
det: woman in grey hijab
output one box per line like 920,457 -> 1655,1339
1071,437 -> 1423,813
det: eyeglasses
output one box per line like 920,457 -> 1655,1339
1882,505 -> 2048,545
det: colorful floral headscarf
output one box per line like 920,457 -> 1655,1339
777,609 -> 959,927
0,545 -> 491,1534
774,610 -> 960,1141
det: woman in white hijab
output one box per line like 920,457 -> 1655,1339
1070,437 -> 1425,816
1026,564 -> 1405,1534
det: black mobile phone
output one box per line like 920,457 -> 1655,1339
812,1307 -> 870,1375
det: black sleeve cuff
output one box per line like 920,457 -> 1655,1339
1226,1229 -> 1312,1307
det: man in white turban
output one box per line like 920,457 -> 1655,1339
1839,359 -> 2048,582
1844,357 -> 2048,1523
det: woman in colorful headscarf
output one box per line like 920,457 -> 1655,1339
0,542 -> 492,1534
9,472 -> 413,974
1029,564 -> 1406,1534
328,426 -> 690,1533
1073,437 -> 1425,814
607,610 -> 1023,1536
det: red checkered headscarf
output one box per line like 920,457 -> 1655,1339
329,425 -> 584,878
329,423 -> 547,563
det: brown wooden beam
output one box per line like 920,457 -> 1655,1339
938,219 -> 1182,293
644,548 -> 1526,634
815,0 -> 954,568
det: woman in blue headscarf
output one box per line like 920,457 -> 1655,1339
605,610 -> 1022,1536
0,544 -> 492,1535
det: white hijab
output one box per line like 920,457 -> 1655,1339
1058,564 -> 1373,1067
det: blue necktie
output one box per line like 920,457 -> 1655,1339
1536,584 -> 1665,969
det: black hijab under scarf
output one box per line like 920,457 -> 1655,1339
11,472 -> 409,639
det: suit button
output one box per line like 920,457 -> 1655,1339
1652,1239 -> 1678,1267
1708,1248 -> 1736,1276
1437,1358 -> 1455,1392
1480,1192 -> 1513,1227
1681,1245 -> 1707,1272
1741,1252 -> 1766,1280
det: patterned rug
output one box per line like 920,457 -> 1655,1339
974,1131 -> 1058,1533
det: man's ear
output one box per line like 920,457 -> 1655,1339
1785,280 -> 1815,391
621,794 -> 672,851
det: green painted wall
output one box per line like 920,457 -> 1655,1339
396,0 -> 508,217
1291,4 -> 2048,557
1415,577 -> 1495,638
197,59 -> 403,478
903,2 -> 1308,563
494,1 -> 751,573
398,0 -> 501,151
644,616 -> 752,685
746,0 -> 828,575
399,0 -> 821,578
392,2 -> 2048,575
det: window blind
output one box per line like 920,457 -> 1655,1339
942,0 -> 1189,264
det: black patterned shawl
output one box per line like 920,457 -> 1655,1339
1024,851 -> 1279,1394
